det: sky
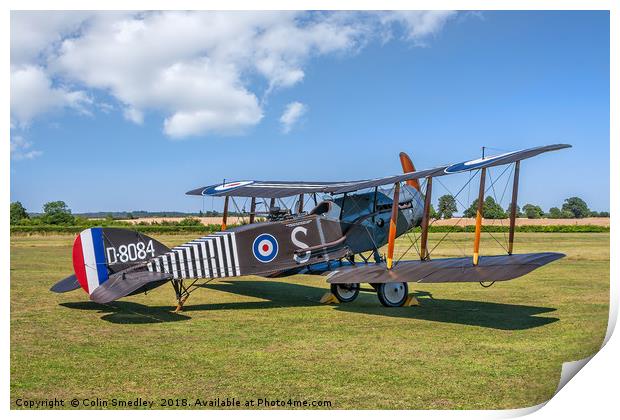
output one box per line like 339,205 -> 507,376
10,10 -> 610,214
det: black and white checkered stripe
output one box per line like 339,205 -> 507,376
146,232 -> 240,279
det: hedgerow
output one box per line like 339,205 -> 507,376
415,224 -> 609,233
10,223 -> 608,235
10,224 -> 231,235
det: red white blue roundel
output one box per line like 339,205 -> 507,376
252,234 -> 278,263
202,180 -> 254,195
444,150 -> 520,174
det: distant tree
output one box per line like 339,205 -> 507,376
429,204 -> 439,220
463,200 -> 477,218
10,201 -> 29,225
522,203 -> 544,219
126,212 -> 134,219
463,196 -> 506,219
483,196 -> 506,219
561,197 -> 591,219
598,211 -> 610,217
42,201 -> 75,225
547,207 -> 563,219
505,203 -> 523,218
547,207 -> 574,219
437,194 -> 457,219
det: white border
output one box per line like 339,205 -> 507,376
4,2 -> 616,419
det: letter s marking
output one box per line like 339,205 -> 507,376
292,226 -> 311,264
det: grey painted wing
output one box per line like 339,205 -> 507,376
326,252 -> 565,284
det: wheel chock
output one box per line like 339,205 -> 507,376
404,295 -> 420,307
320,292 -> 339,304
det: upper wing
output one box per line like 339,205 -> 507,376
186,144 -> 570,198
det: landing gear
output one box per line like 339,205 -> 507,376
330,283 -> 360,303
377,282 -> 408,307
170,278 -> 210,312
172,279 -> 190,312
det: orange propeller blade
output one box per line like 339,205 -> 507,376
386,182 -> 400,269
399,152 -> 420,191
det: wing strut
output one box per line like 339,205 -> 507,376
473,168 -> 486,266
508,161 -> 521,254
222,196 -> 229,231
420,177 -> 433,260
298,194 -> 304,214
386,182 -> 400,269
249,197 -> 256,224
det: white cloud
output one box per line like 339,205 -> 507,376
381,11 -> 457,44
10,11 -> 94,66
10,11 -> 458,138
10,65 -> 91,125
280,101 -> 307,134
123,107 -> 144,125
11,135 -> 42,160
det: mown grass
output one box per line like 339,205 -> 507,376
10,232 -> 609,409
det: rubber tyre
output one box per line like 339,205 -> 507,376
377,282 -> 408,307
330,283 -> 360,303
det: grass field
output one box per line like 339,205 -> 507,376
10,232 -> 609,409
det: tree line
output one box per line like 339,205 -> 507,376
430,195 -> 608,220
10,201 -> 204,227
10,195 -> 609,226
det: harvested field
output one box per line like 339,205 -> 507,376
118,216 -> 610,228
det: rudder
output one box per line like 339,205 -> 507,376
70,227 -> 170,296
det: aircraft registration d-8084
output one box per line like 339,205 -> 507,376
52,144 -> 570,310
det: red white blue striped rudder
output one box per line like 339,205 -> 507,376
72,228 -> 109,294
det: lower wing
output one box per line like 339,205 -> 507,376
325,252 -> 565,284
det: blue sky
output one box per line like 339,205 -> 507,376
10,11 -> 609,214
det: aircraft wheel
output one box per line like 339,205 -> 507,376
330,283 -> 360,303
377,282 -> 408,307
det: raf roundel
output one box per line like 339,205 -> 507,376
252,234 -> 278,263
206,180 -> 254,194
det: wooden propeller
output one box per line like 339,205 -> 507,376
399,152 -> 420,191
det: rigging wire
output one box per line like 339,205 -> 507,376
396,178 -> 428,262
480,164 -> 515,254
427,171 -> 481,258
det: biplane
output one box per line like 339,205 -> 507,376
51,144 -> 570,310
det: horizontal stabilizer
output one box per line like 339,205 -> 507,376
50,274 -> 80,293
326,252 -> 565,284
89,271 -> 172,304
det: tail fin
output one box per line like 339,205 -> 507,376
54,228 -> 171,298
399,152 -> 420,191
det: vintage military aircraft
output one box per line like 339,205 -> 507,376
51,144 -> 570,310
